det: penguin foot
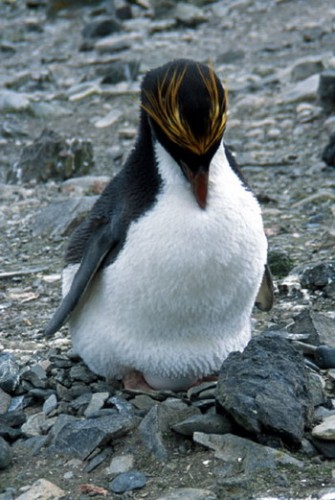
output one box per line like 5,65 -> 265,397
122,370 -> 157,393
191,374 -> 218,387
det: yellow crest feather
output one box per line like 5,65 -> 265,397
142,64 -> 227,155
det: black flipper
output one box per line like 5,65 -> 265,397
44,222 -> 120,337
255,264 -> 274,312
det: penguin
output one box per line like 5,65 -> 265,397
45,59 -> 273,392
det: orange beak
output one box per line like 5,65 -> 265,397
181,161 -> 209,209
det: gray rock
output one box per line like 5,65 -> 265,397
106,453 -> 134,475
8,129 -> 94,184
61,175 -> 110,196
280,74 -> 319,104
322,132 -> 335,167
0,90 -> 30,112
291,260 -> 335,291
290,58 -> 324,82
69,363 -> 98,383
21,412 -> 47,437
85,447 -> 110,472
42,394 -> 58,415
138,399 -> 200,461
216,50 -> 245,64
84,392 -> 109,417
110,470 -> 147,493
0,353 -> 20,393
215,336 -> 313,445
312,414 -> 335,440
0,422 -> 22,441
318,70 -> 335,112
172,413 -> 232,437
82,17 -> 121,39
138,405 -> 168,462
311,437 -> 335,458
33,197 -> 97,238
194,432 -> 304,472
20,364 -> 47,389
0,437 -> 11,469
95,33 -> 140,53
15,478 -> 65,500
49,413 -> 135,459
100,60 -> 140,85
268,249 -> 294,278
173,2 -> 207,26
156,488 -> 217,500
0,387 -> 11,414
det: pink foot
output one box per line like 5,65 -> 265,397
122,370 -> 157,393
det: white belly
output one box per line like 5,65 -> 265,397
62,143 -> 267,384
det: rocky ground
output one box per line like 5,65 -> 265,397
1,0 -> 335,498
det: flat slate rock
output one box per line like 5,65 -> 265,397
215,335 -> 314,445
0,437 -> 11,470
194,432 -> 304,473
156,488 -> 217,500
49,412 -> 135,460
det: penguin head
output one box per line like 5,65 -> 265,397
141,59 -> 228,209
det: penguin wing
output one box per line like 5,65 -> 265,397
44,221 -> 121,337
255,264 -> 274,311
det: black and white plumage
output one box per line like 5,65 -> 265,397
45,59 -> 273,391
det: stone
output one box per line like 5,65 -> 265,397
95,33 -> 140,53
138,399 -> 201,460
20,365 -> 47,389
7,129 -> 94,184
0,437 -> 11,469
84,392 -> 109,417
109,470 -> 147,493
0,353 -> 20,393
290,58 -> 324,82
312,415 -> 335,440
173,2 -> 207,27
280,74 -> 319,104
215,336 -> 313,446
69,363 -> 98,383
216,49 -> 245,64
21,412 -> 47,437
15,479 -> 65,500
42,394 -> 58,415
322,133 -> 335,167
291,260 -> 335,291
0,422 -> 22,441
131,394 -> 157,411
106,454 -> 134,475
0,388 -> 11,414
82,17 -> 121,39
0,90 -> 30,112
171,413 -> 232,437
138,405 -> 168,462
268,249 -> 294,278
312,438 -> 335,459
61,175 -> 110,195
85,448 -> 110,472
318,70 -> 335,112
33,197 -> 97,238
94,108 -> 123,128
100,61 -> 140,85
49,413 -> 135,460
156,488 -> 217,500
194,433 -> 304,472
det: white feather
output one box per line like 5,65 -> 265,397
62,141 -> 267,388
